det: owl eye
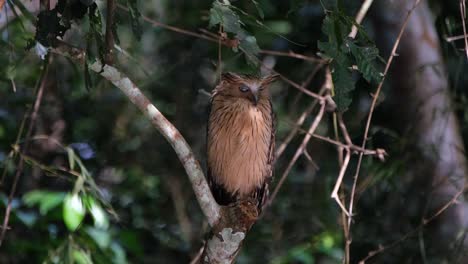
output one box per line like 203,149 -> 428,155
239,85 -> 249,93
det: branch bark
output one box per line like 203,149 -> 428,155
86,60 -> 221,227
51,35 -> 264,264
87,60 -> 256,263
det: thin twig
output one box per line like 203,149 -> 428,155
359,187 -> 466,263
444,34 -> 468,42
118,3 -> 327,100
283,121 -> 385,157
303,149 -> 319,170
267,68 -> 324,100
337,113 -> 352,146
330,150 -> 351,216
122,3 -> 327,100
0,57 -> 50,246
259,49 -> 324,63
267,102 -> 326,207
104,0 -> 116,64
268,70 -> 332,207
117,4 -> 219,43
276,95 -> 323,158
348,0 -> 374,39
190,242 -> 205,264
423,188 -> 465,224
460,0 -> 468,59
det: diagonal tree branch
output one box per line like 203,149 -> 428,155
87,60 -> 221,227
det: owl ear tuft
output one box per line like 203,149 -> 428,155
261,74 -> 279,86
221,72 -> 242,83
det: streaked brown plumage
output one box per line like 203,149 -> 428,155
207,72 -> 277,212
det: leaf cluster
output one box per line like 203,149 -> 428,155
318,10 -> 383,112
209,1 -> 261,67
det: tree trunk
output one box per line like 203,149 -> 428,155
372,0 -> 468,261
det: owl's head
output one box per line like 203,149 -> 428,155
214,72 -> 278,106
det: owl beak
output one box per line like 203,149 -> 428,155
252,92 -> 259,106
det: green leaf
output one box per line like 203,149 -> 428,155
236,29 -> 260,67
63,193 -> 86,231
66,147 -> 76,171
86,227 -> 111,249
332,63 -> 355,112
126,0 -> 142,40
250,0 -> 264,19
348,41 -> 382,83
265,21 -> 292,35
208,1 -> 268,68
73,249 -> 93,264
89,3 -> 105,60
110,242 -> 128,264
209,1 -> 241,33
23,191 -> 66,215
319,11 -> 381,112
87,198 -> 109,229
321,14 -> 350,48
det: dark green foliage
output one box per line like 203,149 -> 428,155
209,1 -> 242,33
318,11 -> 382,112
209,1 -> 261,67
348,42 -> 381,83
126,0 -> 142,40
33,0 -> 93,47
89,3 -> 105,61
35,9 -> 68,47
249,0 -> 264,19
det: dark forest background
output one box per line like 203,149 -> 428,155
1,0 -> 468,263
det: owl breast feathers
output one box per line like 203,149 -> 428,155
207,72 -> 277,212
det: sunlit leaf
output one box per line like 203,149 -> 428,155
72,249 -> 93,264
66,147 -> 76,171
110,242 -> 128,264
63,193 -> 86,231
87,197 -> 109,229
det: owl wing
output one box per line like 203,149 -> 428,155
206,95 -> 238,206
256,100 -> 276,212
